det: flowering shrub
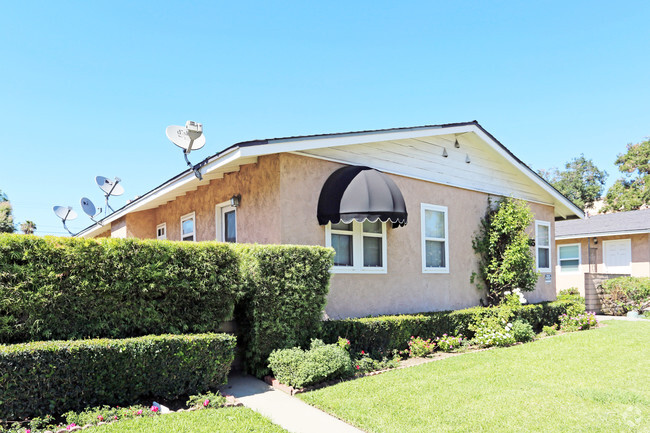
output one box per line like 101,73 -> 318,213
469,307 -> 515,347
501,288 -> 527,307
353,351 -> 400,373
337,337 -> 351,352
63,404 -> 154,429
542,324 -> 558,336
511,320 -> 535,343
435,334 -> 463,352
407,336 -> 436,357
186,391 -> 226,409
559,313 -> 598,332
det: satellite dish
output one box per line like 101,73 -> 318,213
166,120 -> 206,180
95,176 -> 124,214
80,197 -> 103,225
52,205 -> 77,235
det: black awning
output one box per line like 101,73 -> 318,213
317,166 -> 408,227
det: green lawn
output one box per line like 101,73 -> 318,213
94,407 -> 288,433
298,321 -> 650,433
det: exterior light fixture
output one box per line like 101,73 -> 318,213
442,148 -> 448,157
593,237 -> 598,244
230,194 -> 241,208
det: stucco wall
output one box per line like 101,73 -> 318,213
556,233 -> 650,296
278,153 -> 556,318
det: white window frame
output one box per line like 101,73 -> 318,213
602,239 -> 632,273
215,201 -> 237,242
421,203 -> 450,273
535,220 -> 552,272
180,212 -> 196,242
557,243 -> 581,274
156,223 -> 167,240
325,220 -> 387,274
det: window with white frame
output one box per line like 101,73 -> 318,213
558,244 -> 581,273
535,220 -> 551,271
421,204 -> 449,273
156,223 -> 167,240
180,212 -> 196,242
325,220 -> 386,273
215,202 -> 237,243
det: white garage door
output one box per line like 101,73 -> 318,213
603,239 -> 632,274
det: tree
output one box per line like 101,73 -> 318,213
20,220 -> 37,235
538,155 -> 607,210
471,197 -> 539,306
602,139 -> 650,213
0,189 -> 15,233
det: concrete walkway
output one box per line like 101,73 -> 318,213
224,374 -> 366,433
596,314 -> 649,321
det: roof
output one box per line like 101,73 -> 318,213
76,120 -> 584,238
556,208 -> 650,239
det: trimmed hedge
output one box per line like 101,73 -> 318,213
0,333 -> 236,420
321,300 -> 578,354
234,244 -> 334,377
0,235 -> 241,343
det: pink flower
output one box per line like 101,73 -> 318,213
114,415 -> 118,420
136,410 -> 143,415
97,415 -> 104,421
356,365 -> 360,370
361,350 -> 365,354
25,430 -> 31,433
203,399 -> 210,407
151,406 -> 159,413
66,423 -> 76,431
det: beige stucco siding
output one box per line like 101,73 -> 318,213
556,233 -> 650,296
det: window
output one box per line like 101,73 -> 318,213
180,212 -> 195,242
215,202 -> 237,243
535,220 -> 551,271
156,223 -> 167,240
558,244 -> 580,273
421,204 -> 449,273
325,220 -> 387,273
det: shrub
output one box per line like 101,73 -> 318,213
471,197 -> 539,305
559,313 -> 598,332
321,300 -> 578,354
600,277 -> 650,313
436,334 -> 464,352
0,333 -> 236,420
353,352 -> 400,373
186,391 -> 226,409
511,320 -> 535,343
0,235 -> 241,343
407,336 -> 436,357
267,339 -> 353,388
62,404 -> 157,430
235,244 -> 334,377
542,324 -> 558,335
469,307 -> 515,347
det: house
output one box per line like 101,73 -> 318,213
77,121 -> 583,319
555,208 -> 650,312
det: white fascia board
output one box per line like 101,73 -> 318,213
556,229 -> 650,240
237,125 -> 474,158
470,127 -> 584,219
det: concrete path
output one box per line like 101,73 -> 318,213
224,374 -> 366,433
596,314 -> 649,321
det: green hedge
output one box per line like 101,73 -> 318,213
321,300 -> 578,354
0,333 -> 236,420
234,244 -> 334,377
0,235 -> 241,343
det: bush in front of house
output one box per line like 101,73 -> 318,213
599,276 -> 650,314
0,333 -> 236,420
0,234 -> 241,344
321,300 -> 579,354
511,319 -> 535,343
234,244 -> 334,377
267,339 -> 353,388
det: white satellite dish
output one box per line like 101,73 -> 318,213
80,197 -> 103,225
166,120 -> 206,180
95,176 -> 124,214
52,205 -> 77,235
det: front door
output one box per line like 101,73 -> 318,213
603,239 -> 631,274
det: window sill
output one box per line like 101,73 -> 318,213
422,268 -> 450,274
331,267 -> 387,274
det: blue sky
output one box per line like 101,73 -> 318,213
1,1 -> 648,235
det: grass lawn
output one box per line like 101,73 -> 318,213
93,407 -> 288,433
298,321 -> 650,433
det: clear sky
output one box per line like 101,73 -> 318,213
1,1 -> 648,235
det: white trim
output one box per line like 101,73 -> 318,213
602,239 -> 632,274
180,212 -> 196,242
535,220 -> 552,272
156,222 -> 167,240
556,229 -> 650,240
557,243 -> 581,274
325,221 -> 387,274
215,201 -> 237,242
421,203 -> 450,273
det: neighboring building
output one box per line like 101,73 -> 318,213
555,208 -> 650,298
77,121 -> 583,318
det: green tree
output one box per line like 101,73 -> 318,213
602,139 -> 650,212
0,189 -> 15,233
471,197 -> 539,306
538,155 -> 607,210
20,220 -> 37,235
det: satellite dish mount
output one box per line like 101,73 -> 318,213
166,121 -> 206,180
80,197 -> 103,225
53,206 -> 78,235
95,176 -> 125,215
